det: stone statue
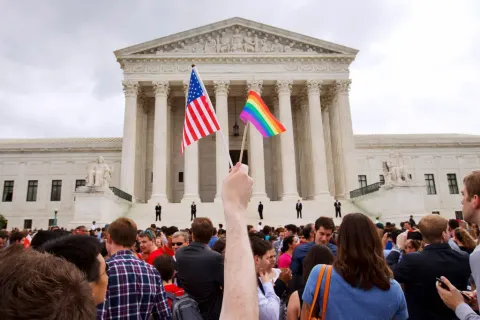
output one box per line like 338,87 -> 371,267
243,31 -> 256,52
86,156 -> 112,188
192,38 -> 205,53
382,152 -> 412,186
271,39 -> 284,52
231,28 -> 244,52
260,37 -> 271,52
205,35 -> 217,53
219,31 -> 231,53
173,42 -> 189,53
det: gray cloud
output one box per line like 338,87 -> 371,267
0,0 -> 478,139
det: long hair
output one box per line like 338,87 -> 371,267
333,213 -> 392,290
280,235 -> 295,254
303,244 -> 334,283
455,228 -> 477,251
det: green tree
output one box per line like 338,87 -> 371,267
0,214 -> 7,229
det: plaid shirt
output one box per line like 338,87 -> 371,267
97,250 -> 172,320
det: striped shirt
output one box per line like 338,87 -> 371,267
97,250 -> 172,320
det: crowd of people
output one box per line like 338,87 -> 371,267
1,166 -> 480,320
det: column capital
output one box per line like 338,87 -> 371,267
246,80 -> 263,95
182,80 -> 189,95
122,81 -> 140,97
213,80 -> 230,96
335,79 -> 352,94
320,93 -> 333,111
152,81 -> 170,97
275,80 -> 293,95
305,80 -> 323,95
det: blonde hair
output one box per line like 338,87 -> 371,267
455,228 -> 477,251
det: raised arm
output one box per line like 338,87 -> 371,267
220,163 -> 258,320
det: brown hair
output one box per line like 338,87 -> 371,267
455,228 -> 477,251
417,214 -> 448,244
303,244 -> 334,283
191,217 -> 214,244
315,217 -> 335,231
464,171 -> 480,201
108,217 -> 138,247
404,239 -> 422,252
0,245 -> 95,319
333,213 -> 392,290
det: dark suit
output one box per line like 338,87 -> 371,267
155,205 -> 161,221
296,202 -> 302,219
334,201 -> 341,218
258,203 -> 263,220
190,204 -> 196,221
393,243 -> 471,320
175,242 -> 224,320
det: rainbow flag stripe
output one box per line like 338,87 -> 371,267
239,90 -> 286,137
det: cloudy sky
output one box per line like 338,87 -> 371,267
0,0 -> 479,139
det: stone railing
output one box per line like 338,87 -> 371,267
350,182 -> 383,199
110,187 -> 132,202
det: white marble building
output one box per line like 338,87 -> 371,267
1,18 -> 479,229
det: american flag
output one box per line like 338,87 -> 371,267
181,67 -> 220,154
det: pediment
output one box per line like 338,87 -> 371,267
115,17 -> 358,57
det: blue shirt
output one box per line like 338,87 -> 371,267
290,242 -> 337,276
208,236 -> 218,248
302,265 -> 408,320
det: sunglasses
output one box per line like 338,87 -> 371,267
139,230 -> 155,240
172,242 -> 185,247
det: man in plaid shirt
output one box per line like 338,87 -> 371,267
97,218 -> 171,320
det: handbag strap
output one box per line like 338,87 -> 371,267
308,265 -> 327,319
320,266 -> 333,319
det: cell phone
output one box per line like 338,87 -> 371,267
436,278 -> 472,302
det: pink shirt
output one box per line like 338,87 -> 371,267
278,253 -> 292,268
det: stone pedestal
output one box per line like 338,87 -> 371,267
351,184 -> 427,225
70,191 -> 131,228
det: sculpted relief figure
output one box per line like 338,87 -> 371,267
271,39 -> 284,52
259,37 -> 271,52
174,42 -> 190,53
205,35 -> 217,53
219,31 -> 231,53
243,31 -> 256,52
231,28 -> 244,52
192,38 -> 205,53
86,156 -> 112,188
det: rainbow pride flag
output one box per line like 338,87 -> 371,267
239,91 -> 286,137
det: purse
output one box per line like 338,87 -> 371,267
308,265 -> 333,320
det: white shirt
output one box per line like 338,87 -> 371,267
91,224 -> 97,230
258,281 -> 280,320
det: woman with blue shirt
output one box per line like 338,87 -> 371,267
300,213 -> 408,319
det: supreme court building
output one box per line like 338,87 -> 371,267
1,18 -> 479,229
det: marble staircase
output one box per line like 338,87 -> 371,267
126,198 -> 370,229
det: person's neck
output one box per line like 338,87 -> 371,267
287,248 -> 294,256
470,210 -> 480,226
163,279 -> 173,286
108,244 -> 131,256
147,245 -> 158,254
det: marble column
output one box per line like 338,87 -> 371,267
299,94 -> 313,199
181,81 -> 201,203
330,80 -> 357,198
305,80 -> 330,198
166,97 -> 173,202
120,80 -> 140,197
150,81 -> 169,203
214,80 -> 230,202
321,93 -> 336,197
275,80 -> 299,200
272,97 -> 282,200
246,80 -> 269,201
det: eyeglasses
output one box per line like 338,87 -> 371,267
172,242 -> 185,247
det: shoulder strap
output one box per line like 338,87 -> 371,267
320,266 -> 333,320
308,265 -> 327,319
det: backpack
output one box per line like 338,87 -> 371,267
166,292 -> 204,320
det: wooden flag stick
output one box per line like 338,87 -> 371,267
239,122 -> 249,163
